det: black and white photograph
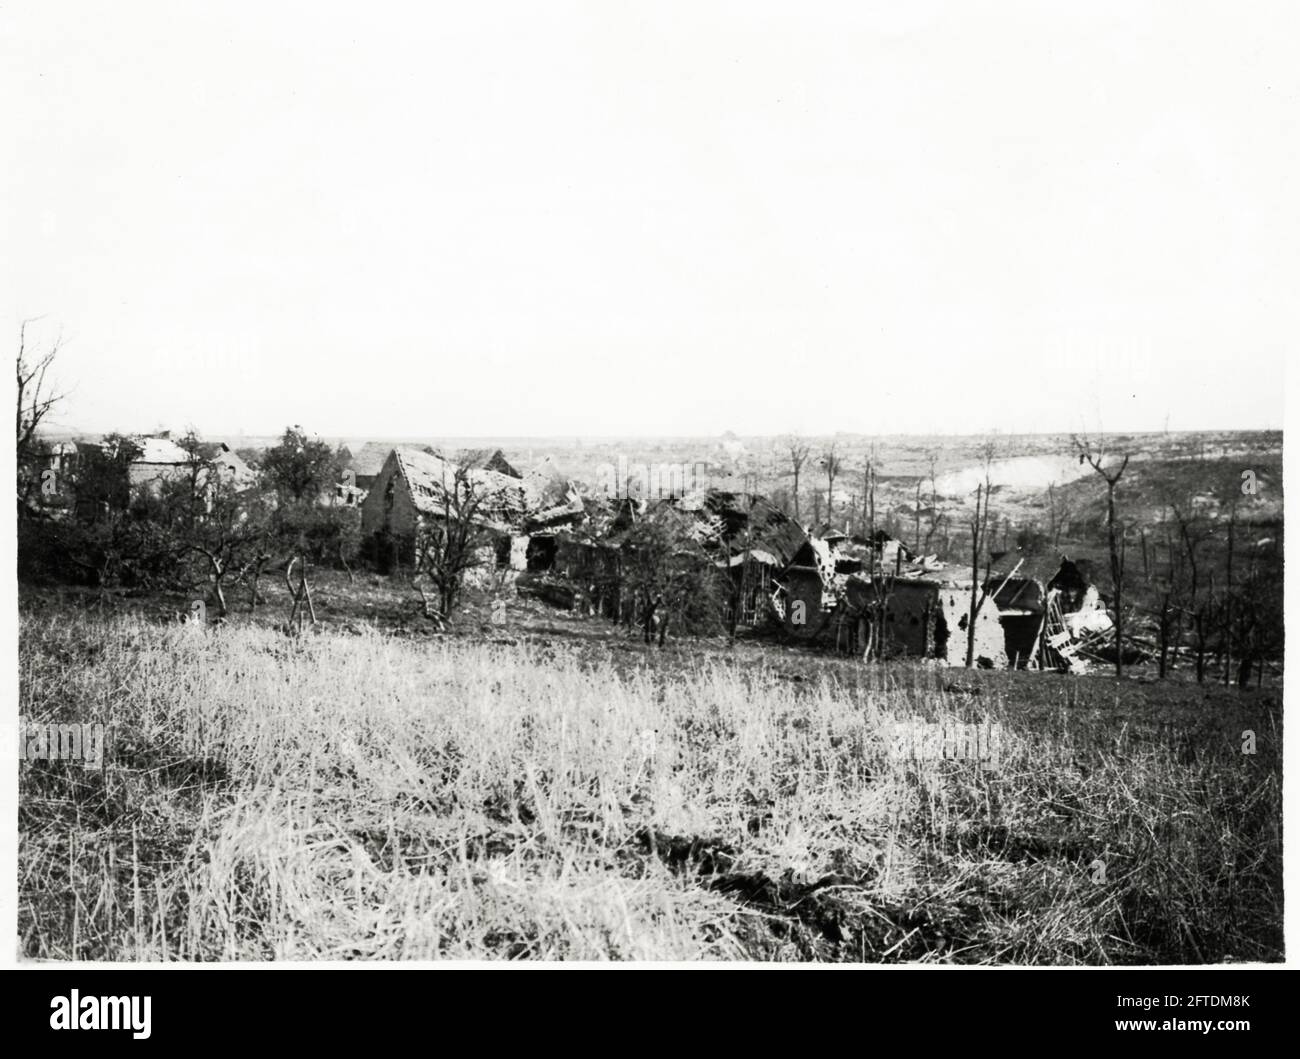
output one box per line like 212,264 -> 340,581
3,0 -> 1295,1016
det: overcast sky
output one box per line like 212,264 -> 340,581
3,2 -> 1294,439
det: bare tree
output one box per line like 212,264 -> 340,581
964,444 -> 997,667
821,442 -> 843,527
859,441 -> 883,539
785,435 -> 811,521
921,451 -> 948,555
1168,496 -> 1211,682
861,451 -> 897,662
1146,505 -> 1183,679
411,458 -> 500,621
181,478 -> 271,617
1221,496 -> 1238,685
724,492 -> 756,641
864,450 -> 876,541
16,319 -> 69,505
1225,538 -> 1282,688
621,503 -> 723,645
160,429 -> 223,528
1073,432 -> 1131,677
1046,480 -> 1065,547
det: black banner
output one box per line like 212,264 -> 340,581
4,967 -> 1291,1046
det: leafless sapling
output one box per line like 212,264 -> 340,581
1073,432 -> 1131,677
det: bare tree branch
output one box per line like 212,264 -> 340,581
16,319 -> 70,482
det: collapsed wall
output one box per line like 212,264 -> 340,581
985,576 -> 1046,668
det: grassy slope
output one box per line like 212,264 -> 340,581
1050,453 -> 1283,531
20,609 -> 1282,963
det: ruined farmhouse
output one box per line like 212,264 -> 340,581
128,436 -> 256,493
767,524 -> 1111,670
344,442 -> 394,493
345,441 -> 1115,672
360,446 -> 533,573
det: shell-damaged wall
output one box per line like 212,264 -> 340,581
780,565 -> 831,641
821,577 -> 1008,667
778,538 -> 845,640
873,580 -> 932,657
873,581 -> 1005,667
936,586 -> 1007,668
778,553 -> 1080,668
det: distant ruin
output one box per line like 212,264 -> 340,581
349,443 -> 1114,671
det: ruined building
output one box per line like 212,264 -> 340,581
360,446 -> 531,575
772,535 -> 1111,670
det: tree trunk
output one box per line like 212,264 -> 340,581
1107,480 -> 1124,679
1158,594 -> 1170,679
1194,611 -> 1207,683
966,483 -> 984,668
1222,504 -> 1236,685
249,561 -> 263,612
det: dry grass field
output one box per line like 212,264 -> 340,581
18,597 -> 1283,963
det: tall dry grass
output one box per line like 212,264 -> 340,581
18,613 -> 1283,962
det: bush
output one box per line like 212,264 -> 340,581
273,503 -> 363,570
18,513 -> 181,589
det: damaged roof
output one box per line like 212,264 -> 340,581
458,448 -> 524,479
524,487 -> 587,532
348,442 -> 396,479
133,437 -> 193,464
689,492 -> 807,568
391,447 -> 529,531
128,437 -> 254,481
548,490 -> 807,564
985,551 -> 1099,588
